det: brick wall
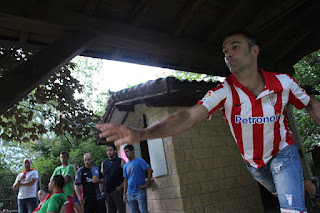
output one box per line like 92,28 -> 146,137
124,104 -> 264,212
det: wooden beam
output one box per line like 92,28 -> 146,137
131,0 -> 152,26
0,30 -> 96,115
174,0 -> 204,37
0,9 -> 217,67
111,48 -> 123,59
19,31 -> 29,43
206,0 -> 249,45
82,0 -> 101,16
244,0 -> 306,33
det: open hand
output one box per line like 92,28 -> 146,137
96,123 -> 142,146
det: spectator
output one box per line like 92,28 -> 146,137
74,164 -> 84,213
75,153 -> 106,213
36,175 -> 67,213
52,151 -> 75,213
12,158 -> 38,213
123,145 -> 152,213
32,187 -> 50,212
101,143 -> 126,213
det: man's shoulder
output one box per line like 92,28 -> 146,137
54,165 -> 63,171
135,157 -> 146,162
91,165 -> 100,170
78,166 -> 86,172
48,193 -> 67,205
261,69 -> 289,79
114,157 -> 123,163
51,192 -> 67,199
29,170 -> 39,177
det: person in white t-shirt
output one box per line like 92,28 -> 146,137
97,32 -> 320,212
12,158 -> 39,213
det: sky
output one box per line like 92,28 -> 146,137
96,59 -> 174,92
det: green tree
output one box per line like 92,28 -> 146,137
0,47 -> 100,143
157,70 -> 223,82
293,49 -> 320,152
0,47 -> 107,189
71,56 -> 110,116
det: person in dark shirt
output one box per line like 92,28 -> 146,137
75,153 -> 106,213
101,143 -> 126,213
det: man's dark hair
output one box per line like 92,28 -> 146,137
42,186 -> 50,194
107,142 -> 117,151
124,144 -> 134,151
52,175 -> 65,189
224,31 -> 259,49
60,151 -> 69,156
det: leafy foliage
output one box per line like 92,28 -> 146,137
0,47 -> 100,143
0,47 -> 107,188
293,50 -> 320,152
71,56 -> 110,116
157,70 -> 223,82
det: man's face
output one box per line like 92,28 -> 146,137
48,178 -> 54,192
60,153 -> 69,165
23,159 -> 31,170
124,149 -> 134,159
37,190 -> 47,202
222,34 -> 256,74
84,154 -> 93,168
106,146 -> 116,159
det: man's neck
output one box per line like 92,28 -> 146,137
108,155 -> 116,160
128,156 -> 136,161
62,163 -> 68,168
52,188 -> 63,194
234,67 -> 265,96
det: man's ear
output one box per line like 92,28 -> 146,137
251,45 -> 260,57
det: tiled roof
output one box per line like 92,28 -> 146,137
101,77 -> 220,123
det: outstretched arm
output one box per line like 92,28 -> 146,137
96,104 -> 208,146
306,96 -> 320,125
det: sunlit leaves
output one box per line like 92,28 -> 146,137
0,47 -> 100,143
293,49 -> 320,152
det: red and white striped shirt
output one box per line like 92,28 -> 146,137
199,68 -> 310,168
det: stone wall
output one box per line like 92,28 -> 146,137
123,104 -> 264,212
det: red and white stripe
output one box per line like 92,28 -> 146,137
199,68 -> 310,168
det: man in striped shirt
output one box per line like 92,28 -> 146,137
97,32 -> 320,212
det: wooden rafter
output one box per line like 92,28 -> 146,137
174,0 -> 204,37
82,0 -> 101,16
206,1 -> 245,45
131,0 -> 152,25
19,31 -> 29,43
0,31 -> 97,114
244,0 -> 306,33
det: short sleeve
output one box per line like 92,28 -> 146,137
199,83 -> 227,116
123,164 -> 128,178
75,169 -> 82,185
288,76 -> 310,109
140,158 -> 150,171
65,165 -> 76,179
32,170 -> 39,179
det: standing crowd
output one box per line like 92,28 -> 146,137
12,143 -> 153,213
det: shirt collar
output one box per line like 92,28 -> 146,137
227,68 -> 282,99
